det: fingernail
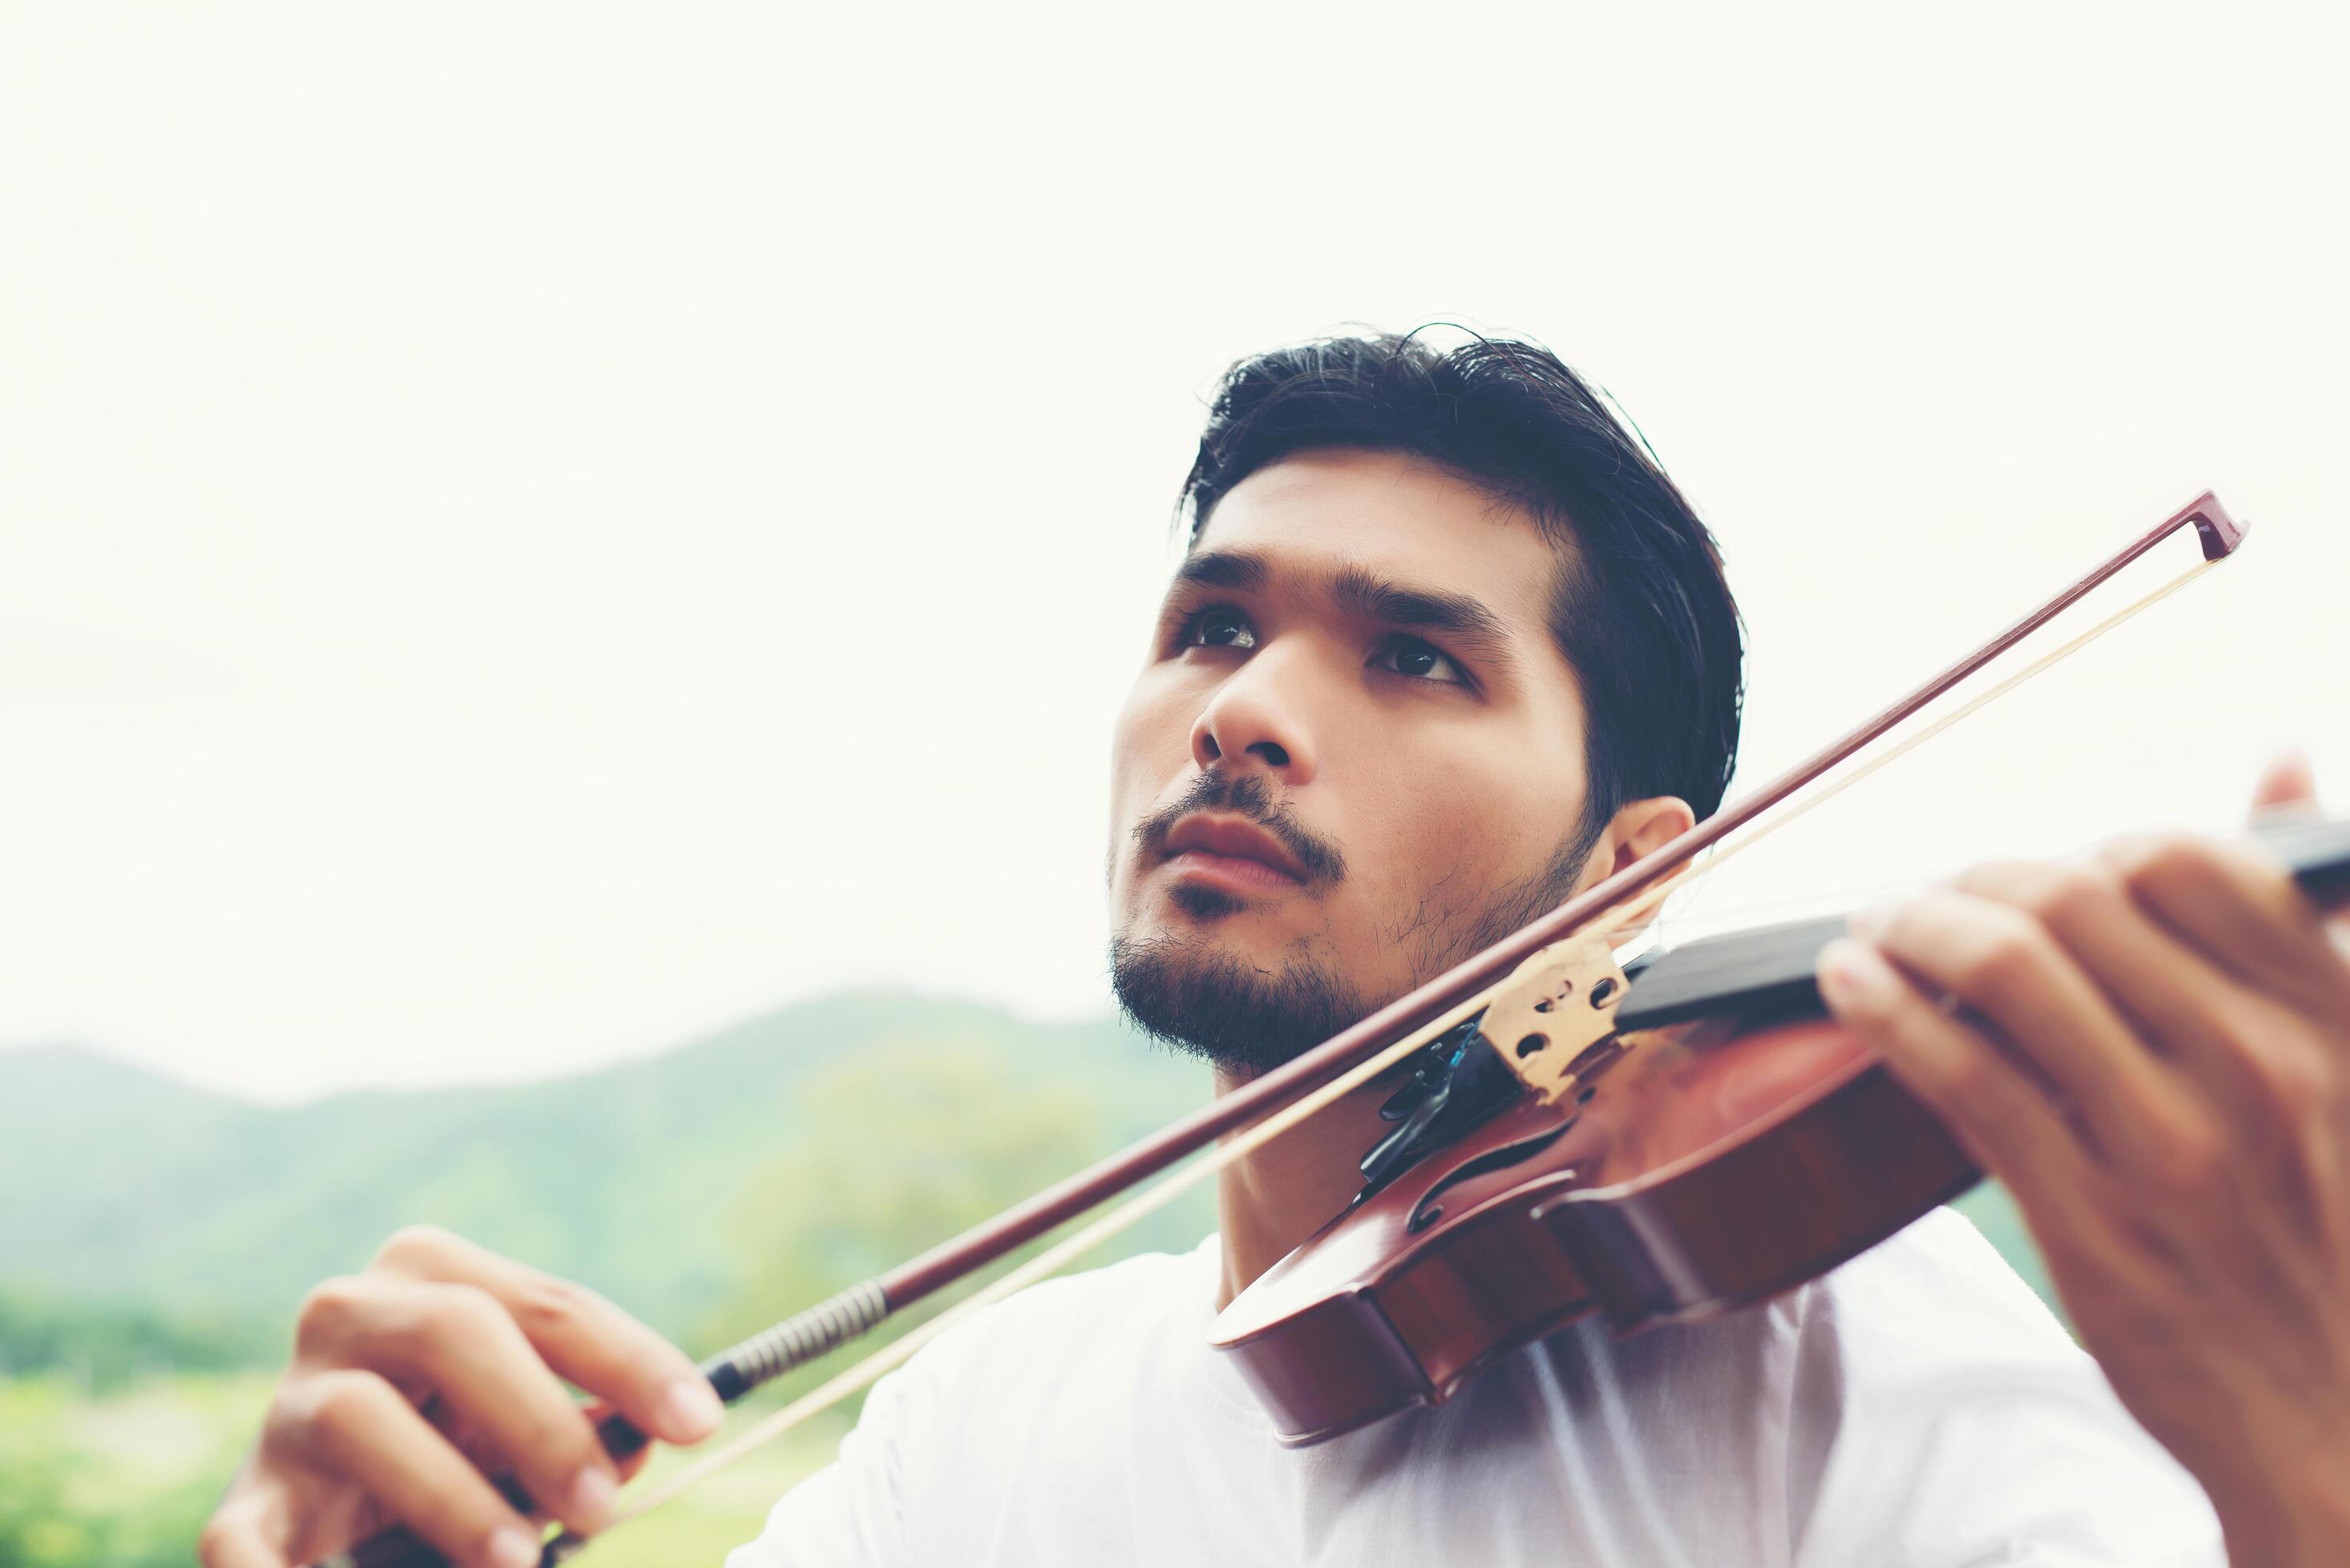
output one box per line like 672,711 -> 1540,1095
658,1375 -> 724,1440
566,1463 -> 617,1526
1818,938 -> 1893,1010
486,1524 -> 542,1568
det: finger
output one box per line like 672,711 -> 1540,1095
2099,832 -> 2350,1017
579,1400 -> 659,1486
370,1226 -> 724,1446
1949,858 -> 2271,1120
1848,890 -> 2214,1181
197,1501 -> 288,1568
1820,938 -> 2190,1313
294,1274 -> 619,1537
271,1368 -> 545,1568
1817,936 -> 2102,1217
2250,749 -> 2320,822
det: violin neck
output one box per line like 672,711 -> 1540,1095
2251,813 -> 2350,908
1612,816 -> 2350,1035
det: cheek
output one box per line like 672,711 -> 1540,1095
1108,682 -> 1185,809
1105,680 -> 1191,894
1346,770 -> 1577,914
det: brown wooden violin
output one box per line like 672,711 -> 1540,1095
1210,810 -> 2350,1442
328,489 -> 2319,1566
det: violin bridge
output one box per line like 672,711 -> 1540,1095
1479,933 -> 1630,1106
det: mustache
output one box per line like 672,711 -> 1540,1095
1131,770 -> 1347,886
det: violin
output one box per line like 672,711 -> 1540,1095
1211,811 -> 2350,1443
325,490 -> 2306,1566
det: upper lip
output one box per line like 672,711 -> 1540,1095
1162,813 -> 1310,882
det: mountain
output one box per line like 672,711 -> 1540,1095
0,994 -> 1215,1350
0,993 -> 2056,1371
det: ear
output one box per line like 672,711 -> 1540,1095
1598,796 -> 1696,881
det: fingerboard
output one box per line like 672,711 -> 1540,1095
1614,817 -> 2350,1033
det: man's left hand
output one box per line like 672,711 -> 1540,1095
1816,754 -> 2350,1566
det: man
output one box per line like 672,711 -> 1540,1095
200,334 -> 2350,1567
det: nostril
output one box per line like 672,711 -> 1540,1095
1248,740 -> 1290,768
1201,734 -> 1221,760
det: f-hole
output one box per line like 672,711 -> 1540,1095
1407,1120 -> 1578,1234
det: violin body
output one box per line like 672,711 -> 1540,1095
1212,811 -> 2350,1446
1208,1008 -> 1976,1444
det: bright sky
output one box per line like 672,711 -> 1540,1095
3,2 -> 2343,1103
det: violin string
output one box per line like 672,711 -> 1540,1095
573,552 -> 2219,1552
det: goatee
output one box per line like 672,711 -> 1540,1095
1111,927 -> 1366,1077
1110,787 -> 1604,1077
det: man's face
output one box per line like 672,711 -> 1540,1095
1107,448 -> 1603,1072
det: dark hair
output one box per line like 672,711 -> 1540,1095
1179,329 -> 1746,834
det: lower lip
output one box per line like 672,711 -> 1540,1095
1162,849 -> 1303,895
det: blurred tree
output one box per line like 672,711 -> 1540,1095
695,1032 -> 1148,1362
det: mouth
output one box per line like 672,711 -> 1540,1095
1156,812 -> 1311,897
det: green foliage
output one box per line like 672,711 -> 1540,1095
698,1038 -> 1207,1354
0,1286 -> 275,1392
0,1374 -> 270,1568
689,1037 -> 1215,1430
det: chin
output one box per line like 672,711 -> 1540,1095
1107,917 -> 1364,1075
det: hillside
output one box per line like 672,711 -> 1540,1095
0,992 -> 2055,1378
0,994 -> 1216,1353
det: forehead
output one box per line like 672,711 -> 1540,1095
1191,449 -> 1566,637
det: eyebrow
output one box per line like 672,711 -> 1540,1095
1171,549 -> 1519,672
1330,565 -> 1515,664
1169,549 -> 1270,596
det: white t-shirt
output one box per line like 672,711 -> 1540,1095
730,1208 -> 2221,1566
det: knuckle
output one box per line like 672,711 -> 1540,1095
506,1270 -> 599,1342
304,1368 -> 399,1451
2124,834 -> 2213,900
195,1508 -> 252,1568
371,1222 -> 462,1275
2150,1112 -> 2225,1193
410,1281 -> 511,1356
2240,1029 -> 2333,1121
1936,1047 -> 1988,1102
1960,917 -> 2048,1001
294,1274 -> 374,1354
2026,864 -> 2117,931
2095,832 -> 2168,886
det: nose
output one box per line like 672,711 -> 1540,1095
1189,647 -> 1320,787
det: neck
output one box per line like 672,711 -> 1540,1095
1210,1062 -> 1394,1310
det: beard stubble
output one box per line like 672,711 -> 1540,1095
1109,774 -> 1603,1077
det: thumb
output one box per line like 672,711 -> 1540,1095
2249,749 -> 2320,824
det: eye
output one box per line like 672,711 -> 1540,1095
1371,634 -> 1466,685
1179,606 -> 1257,652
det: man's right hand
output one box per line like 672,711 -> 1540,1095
197,1225 -> 726,1568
